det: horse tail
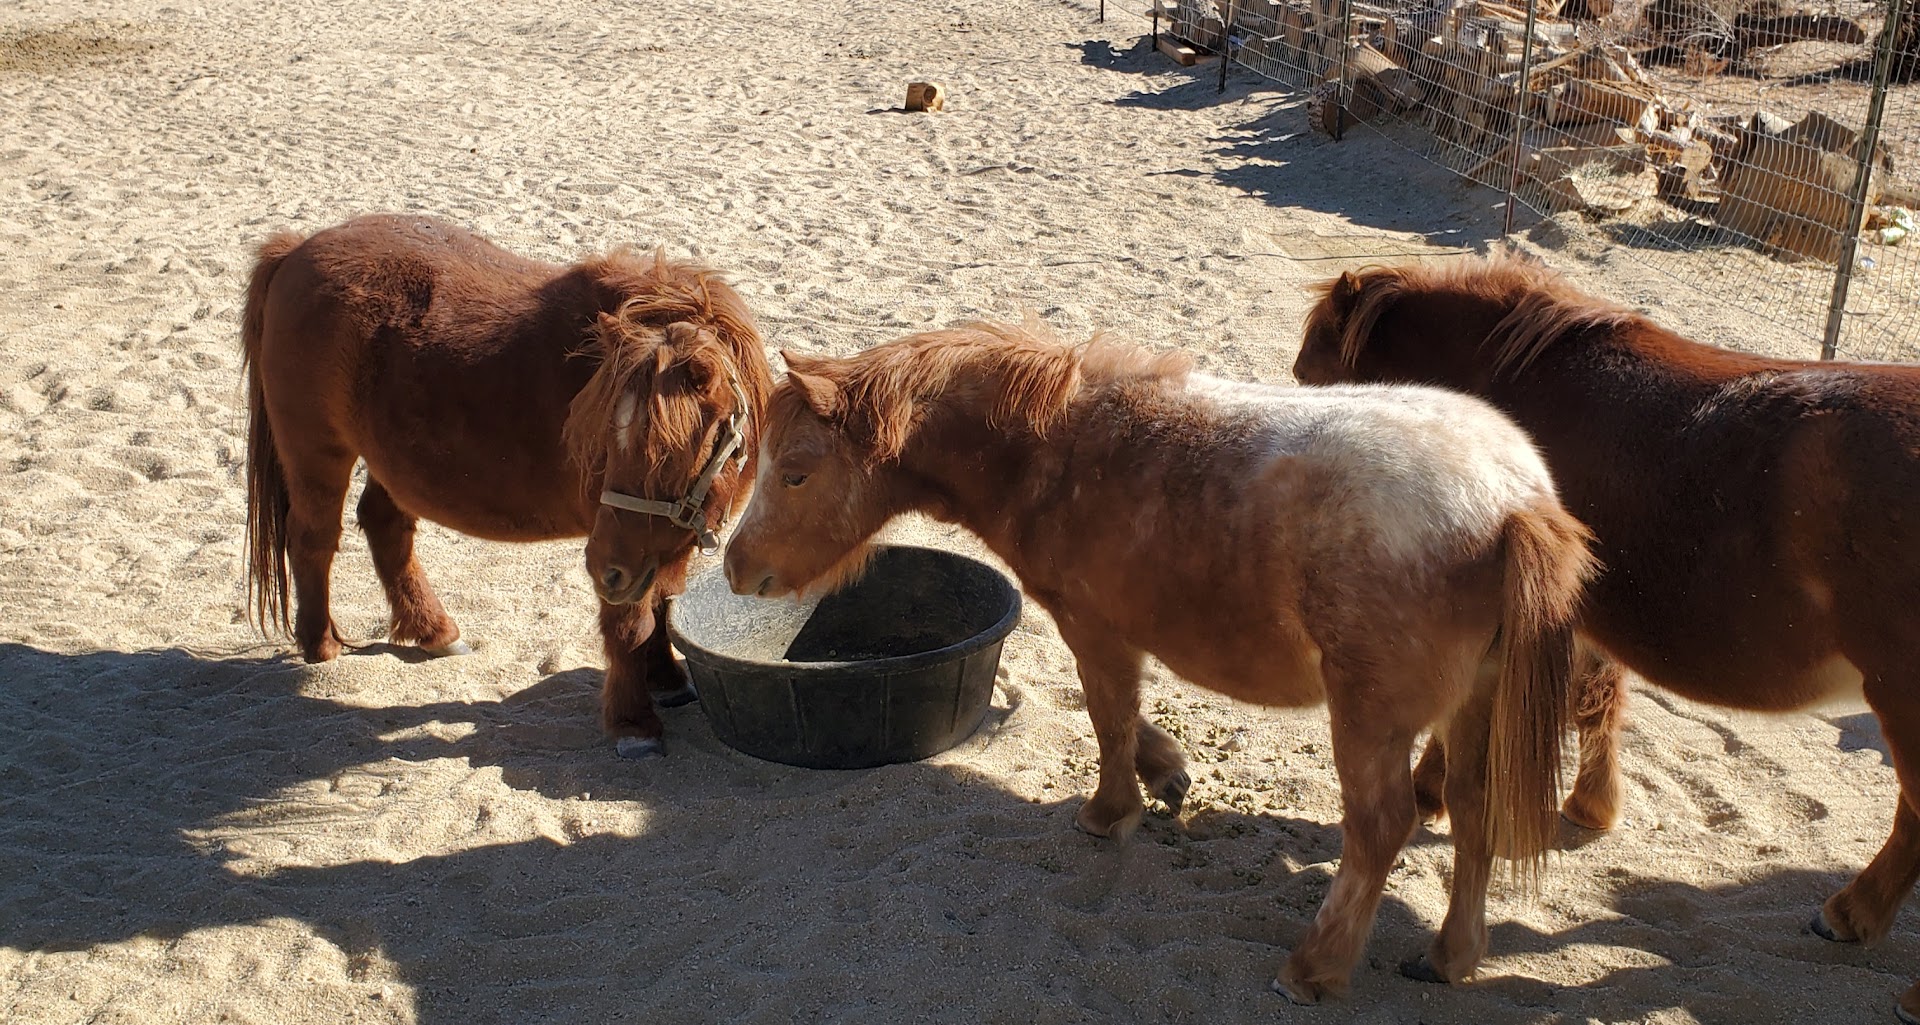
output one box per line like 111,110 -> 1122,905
242,232 -> 304,637
1484,501 -> 1596,885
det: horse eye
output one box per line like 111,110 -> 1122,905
782,473 -> 810,488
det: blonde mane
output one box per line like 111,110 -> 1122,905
786,320 -> 1192,463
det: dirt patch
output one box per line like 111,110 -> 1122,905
0,19 -> 160,75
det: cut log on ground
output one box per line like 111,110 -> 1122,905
905,82 -> 946,112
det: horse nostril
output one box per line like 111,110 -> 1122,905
601,565 -> 630,595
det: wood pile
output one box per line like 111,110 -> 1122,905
1147,0 -> 1905,263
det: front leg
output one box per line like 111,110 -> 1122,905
642,594 -> 697,707
599,599 -> 667,758
1058,619 -> 1150,842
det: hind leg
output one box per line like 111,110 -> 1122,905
1561,644 -> 1626,831
283,450 -> 355,663
600,599 -> 668,758
1412,734 -> 1448,823
356,479 -> 463,655
1406,660 -> 1502,984
1275,672 -> 1420,1004
1815,676 -> 1920,946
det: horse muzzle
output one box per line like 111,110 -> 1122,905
596,558 -> 659,606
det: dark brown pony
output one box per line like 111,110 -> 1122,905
723,323 -> 1596,1000
242,214 -> 773,757
1295,254 -> 1920,1022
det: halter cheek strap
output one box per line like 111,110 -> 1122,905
599,375 -> 751,555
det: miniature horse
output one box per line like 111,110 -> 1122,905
242,215 -> 773,757
722,323 -> 1595,1000
1295,254 -> 1920,1022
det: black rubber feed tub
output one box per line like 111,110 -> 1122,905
668,545 -> 1021,769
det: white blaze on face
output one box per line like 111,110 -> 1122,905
733,435 -> 778,538
614,391 -> 639,452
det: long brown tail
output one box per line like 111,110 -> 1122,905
242,232 -> 305,637
1484,502 -> 1597,885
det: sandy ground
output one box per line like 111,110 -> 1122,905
0,1 -> 1909,1023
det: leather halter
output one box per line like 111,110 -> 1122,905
599,374 -> 751,555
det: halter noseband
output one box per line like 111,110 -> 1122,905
599,374 -> 751,555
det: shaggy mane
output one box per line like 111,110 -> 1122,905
562,250 -> 773,495
783,320 -> 1192,464
1312,254 -> 1639,377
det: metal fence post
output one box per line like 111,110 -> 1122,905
1219,0 -> 1237,92
1502,2 -> 1540,236
1821,0 -> 1909,360
1335,0 -> 1356,139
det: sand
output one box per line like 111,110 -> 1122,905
0,1 -> 1908,1023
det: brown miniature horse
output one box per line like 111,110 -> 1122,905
722,323 -> 1595,1000
1295,254 -> 1920,1023
241,214 -> 773,757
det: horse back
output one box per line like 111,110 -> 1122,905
250,215 -> 607,538
1543,344 -> 1920,701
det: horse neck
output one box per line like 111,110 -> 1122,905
883,389 -> 1064,573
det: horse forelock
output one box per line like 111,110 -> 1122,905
564,257 -> 772,497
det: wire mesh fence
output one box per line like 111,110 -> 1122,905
1099,0 -> 1920,361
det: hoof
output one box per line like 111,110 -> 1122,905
1902,1005 -> 1920,1025
1559,800 -> 1615,832
423,639 -> 473,658
1811,911 -> 1856,944
653,682 -> 699,708
1560,809 -> 1602,830
1073,802 -> 1142,842
1270,976 -> 1319,1006
615,736 -> 665,760
1398,956 -> 1449,985
1152,770 -> 1192,816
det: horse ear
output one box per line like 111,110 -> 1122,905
787,370 -> 841,419
591,312 -> 625,350
1328,271 -> 1364,313
662,321 -> 702,349
781,348 -> 824,375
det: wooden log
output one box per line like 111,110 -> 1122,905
1346,42 -> 1424,112
1307,79 -> 1380,139
1544,79 -> 1660,128
1539,122 -> 1639,149
1718,109 -> 1894,263
1654,139 -> 1717,203
905,82 -> 946,112
1157,36 -> 1218,66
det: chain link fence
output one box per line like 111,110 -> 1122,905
1091,0 -> 1919,360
